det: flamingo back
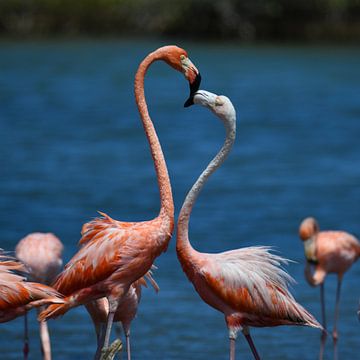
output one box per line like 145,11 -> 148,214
316,231 -> 360,275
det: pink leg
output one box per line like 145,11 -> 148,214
94,323 -> 106,360
243,328 -> 260,360
333,278 -> 342,360
229,338 -> 235,360
319,283 -> 327,360
102,298 -> 120,352
37,307 -> 52,360
23,313 -> 29,360
126,332 -> 131,360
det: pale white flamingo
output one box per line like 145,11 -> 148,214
15,232 -> 63,360
176,90 -> 322,360
39,46 -> 201,356
299,217 -> 360,360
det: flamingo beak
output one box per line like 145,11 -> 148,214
181,57 -> 201,107
304,239 -> 318,264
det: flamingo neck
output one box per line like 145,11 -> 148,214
134,49 -> 174,220
176,115 -> 236,257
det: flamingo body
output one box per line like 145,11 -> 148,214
180,247 -> 319,330
177,91 -> 321,359
15,233 -> 64,360
300,217 -> 359,360
39,46 -> 200,355
0,254 -> 64,323
16,232 -> 63,285
42,213 -> 169,317
306,231 -> 359,282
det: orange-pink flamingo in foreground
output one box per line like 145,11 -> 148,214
0,251 -> 64,323
177,90 -> 322,360
299,217 -> 360,360
86,270 -> 159,360
16,232 -> 64,360
39,46 -> 201,356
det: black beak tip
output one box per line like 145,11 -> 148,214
184,98 -> 194,108
184,72 -> 201,108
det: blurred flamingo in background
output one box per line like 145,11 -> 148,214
0,251 -> 64,355
299,217 -> 360,360
86,270 -> 159,360
176,90 -> 322,360
16,232 -> 64,360
39,45 -> 201,355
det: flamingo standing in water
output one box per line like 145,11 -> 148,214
39,46 -> 201,356
15,232 -> 64,360
86,270 -> 159,360
176,90 -> 322,360
0,251 -> 64,323
299,217 -> 360,360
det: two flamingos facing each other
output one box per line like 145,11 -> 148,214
299,217 -> 360,360
39,46 -> 201,357
15,232 -> 64,360
177,90 -> 322,360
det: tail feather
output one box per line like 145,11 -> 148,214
26,297 -> 65,311
144,270 -> 160,293
296,304 -> 322,329
38,300 -> 72,322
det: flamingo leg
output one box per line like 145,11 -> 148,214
243,328 -> 260,360
101,298 -> 120,355
319,283 -> 327,360
23,313 -> 29,360
37,307 -> 52,360
229,338 -> 235,360
94,323 -> 107,360
125,330 -> 131,360
333,277 -> 342,360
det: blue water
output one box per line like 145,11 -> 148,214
0,40 -> 359,359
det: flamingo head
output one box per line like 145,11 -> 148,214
193,90 -> 236,130
299,217 -> 319,263
159,46 -> 201,107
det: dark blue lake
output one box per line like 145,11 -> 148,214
0,40 -> 359,359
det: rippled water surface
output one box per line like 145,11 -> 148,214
0,40 -> 359,359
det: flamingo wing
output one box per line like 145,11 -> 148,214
199,246 -> 320,327
53,213 -> 159,295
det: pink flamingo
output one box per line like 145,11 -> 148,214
299,217 -> 360,360
0,251 -> 64,323
86,270 -> 159,360
176,90 -> 322,360
39,46 -> 201,356
15,232 -> 64,360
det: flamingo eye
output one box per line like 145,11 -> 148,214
180,54 -> 186,61
215,97 -> 224,106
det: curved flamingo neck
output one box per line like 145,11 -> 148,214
176,115 -> 236,257
134,49 -> 174,220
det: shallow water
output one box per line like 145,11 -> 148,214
0,40 -> 359,359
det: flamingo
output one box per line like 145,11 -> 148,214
0,251 -> 64,323
176,90 -> 322,360
15,232 -> 64,360
39,46 -> 201,356
86,270 -> 159,360
299,217 -> 360,360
